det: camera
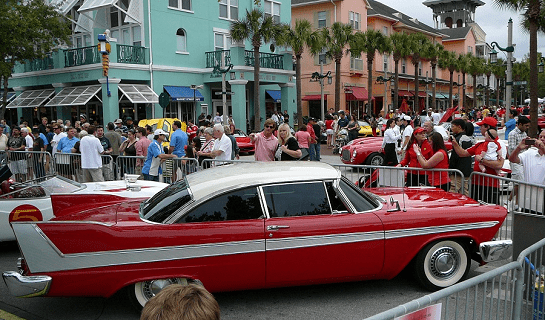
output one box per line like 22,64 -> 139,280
525,139 -> 536,145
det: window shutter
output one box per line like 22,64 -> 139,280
325,10 -> 330,27
313,12 -> 318,28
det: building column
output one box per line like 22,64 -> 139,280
98,78 -> 121,126
52,83 -> 72,122
228,79 -> 248,133
279,83 -> 295,126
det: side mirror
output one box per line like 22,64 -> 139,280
387,196 -> 401,212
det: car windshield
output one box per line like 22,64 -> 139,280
140,179 -> 192,222
233,130 -> 247,138
358,121 -> 371,127
39,176 -> 84,194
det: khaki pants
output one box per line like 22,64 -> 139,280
83,168 -> 105,182
450,174 -> 469,196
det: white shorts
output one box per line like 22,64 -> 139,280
326,129 -> 334,135
510,162 -> 523,180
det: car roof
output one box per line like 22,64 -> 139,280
186,162 -> 341,200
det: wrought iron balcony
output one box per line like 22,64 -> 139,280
64,45 -> 101,67
244,50 -> 283,69
23,55 -> 54,72
205,50 -> 231,68
117,44 -> 146,64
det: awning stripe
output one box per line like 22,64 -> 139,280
302,94 -> 327,101
164,86 -> 204,102
78,0 -> 118,14
345,87 -> 368,101
45,85 -> 101,107
119,84 -> 158,104
266,90 -> 281,103
49,0 -> 79,15
7,89 -> 56,109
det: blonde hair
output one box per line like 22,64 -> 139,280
277,123 -> 293,145
140,284 -> 220,320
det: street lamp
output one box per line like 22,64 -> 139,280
489,19 -> 514,108
538,57 -> 545,73
190,84 -> 204,124
310,70 -> 332,121
376,73 -> 395,115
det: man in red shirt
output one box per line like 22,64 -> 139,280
186,119 -> 198,141
451,117 -> 504,204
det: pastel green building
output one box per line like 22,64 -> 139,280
7,0 -> 295,132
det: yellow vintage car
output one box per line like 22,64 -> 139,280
358,120 -> 379,136
137,118 -> 185,147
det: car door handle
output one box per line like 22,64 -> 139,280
267,225 -> 290,231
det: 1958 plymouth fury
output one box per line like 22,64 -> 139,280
3,162 -> 511,309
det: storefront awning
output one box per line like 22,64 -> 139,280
410,91 -> 428,98
45,85 -> 101,107
302,94 -> 327,101
78,0 -> 118,13
7,89 -> 56,109
78,0 -> 141,24
50,0 -> 79,15
466,94 -> 474,99
432,93 -> 448,99
345,87 -> 368,101
397,90 -> 412,97
164,86 -> 204,102
119,84 -> 158,104
266,90 -> 281,103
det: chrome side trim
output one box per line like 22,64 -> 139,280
12,220 -> 115,227
385,221 -> 500,239
266,231 -> 384,251
2,271 -> 52,298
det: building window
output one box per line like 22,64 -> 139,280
265,0 -> 280,23
169,0 -> 191,11
108,0 -> 142,46
383,54 -> 389,72
219,0 -> 238,20
349,11 -> 360,30
318,11 -> 327,28
351,56 -> 363,71
468,46 -> 473,54
215,32 -> 231,51
402,59 -> 406,74
70,2 -> 92,48
176,28 -> 187,52
319,48 -> 327,64
418,61 -> 422,76
382,26 -> 388,36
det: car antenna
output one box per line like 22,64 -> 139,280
402,176 -> 407,212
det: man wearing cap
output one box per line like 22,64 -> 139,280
125,117 -> 134,131
80,114 -> 88,125
142,129 -> 176,181
56,127 -> 79,180
114,118 -> 128,133
337,111 -> 349,129
451,116 -> 504,204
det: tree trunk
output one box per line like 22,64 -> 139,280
253,45 -> 261,131
462,73 -> 466,111
335,58 -> 341,112
394,59 -> 399,112
449,71 -> 454,109
529,7 -> 539,137
486,75 -> 490,107
473,75 -> 477,111
367,55 -> 374,115
414,62 -> 420,114
431,63 -> 437,111
1,75 -> 7,121
296,54 -> 303,129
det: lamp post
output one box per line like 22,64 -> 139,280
310,69 -> 332,121
190,84 -> 204,124
212,63 -> 234,124
489,19 -> 514,108
376,74 -> 395,115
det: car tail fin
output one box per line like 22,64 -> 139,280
51,194 -> 125,220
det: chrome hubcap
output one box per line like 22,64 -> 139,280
429,246 -> 459,279
142,278 -> 180,300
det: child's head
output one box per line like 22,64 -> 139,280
485,128 -> 497,141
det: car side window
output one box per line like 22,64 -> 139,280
339,177 -> 379,212
263,182 -> 331,218
325,181 -> 349,213
178,187 -> 262,223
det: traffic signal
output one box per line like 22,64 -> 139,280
102,54 -> 109,77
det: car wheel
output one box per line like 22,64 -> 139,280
365,153 -> 385,166
129,278 -> 202,310
414,240 -> 470,291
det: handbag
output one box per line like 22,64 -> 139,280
298,148 -> 309,161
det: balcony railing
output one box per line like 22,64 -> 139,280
205,50 -> 231,68
117,44 -> 146,64
23,55 -> 54,72
244,50 -> 283,69
64,45 -> 101,67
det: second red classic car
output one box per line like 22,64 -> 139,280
3,162 -> 510,310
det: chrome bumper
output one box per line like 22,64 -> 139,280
2,271 -> 52,298
479,240 -> 513,262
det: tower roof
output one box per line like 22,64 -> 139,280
423,0 -> 484,8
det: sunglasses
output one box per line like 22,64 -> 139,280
265,125 -> 274,129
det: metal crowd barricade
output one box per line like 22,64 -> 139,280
52,153 -> 114,182
116,155 -> 146,180
5,150 -> 53,182
331,164 -> 464,193
366,238 -> 545,320
157,157 -> 199,183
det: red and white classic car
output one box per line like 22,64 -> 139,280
3,162 -> 511,309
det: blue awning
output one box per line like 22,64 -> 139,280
164,86 -> 204,102
7,92 -> 15,102
266,90 -> 281,103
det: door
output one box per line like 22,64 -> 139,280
262,181 -> 384,287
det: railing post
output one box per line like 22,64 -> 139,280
513,264 -> 525,319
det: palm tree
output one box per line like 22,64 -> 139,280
230,9 -> 283,130
276,19 -> 319,127
457,53 -> 471,111
468,55 -> 485,111
408,33 -> 431,114
389,32 -> 412,111
349,29 -> 391,115
492,58 -> 506,107
494,1 -> 541,136
421,42 -> 444,111
320,22 -> 353,112
438,50 -> 458,109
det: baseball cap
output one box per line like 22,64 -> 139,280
308,117 -> 316,122
403,115 -> 411,121
476,117 -> 497,128
413,127 -> 426,134
80,114 -> 87,120
154,129 -> 168,136
126,117 -> 132,121
337,110 -> 345,114
114,119 -> 123,124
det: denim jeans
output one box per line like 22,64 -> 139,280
309,143 -> 320,161
143,173 -> 159,181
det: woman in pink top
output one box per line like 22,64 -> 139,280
295,126 -> 311,158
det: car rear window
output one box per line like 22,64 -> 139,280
140,179 -> 191,222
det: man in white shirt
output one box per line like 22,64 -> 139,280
79,126 -> 104,182
51,125 -> 67,156
213,112 -> 223,125
398,115 -> 414,161
210,124 -> 232,162
431,109 -> 442,125
21,128 -> 33,151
